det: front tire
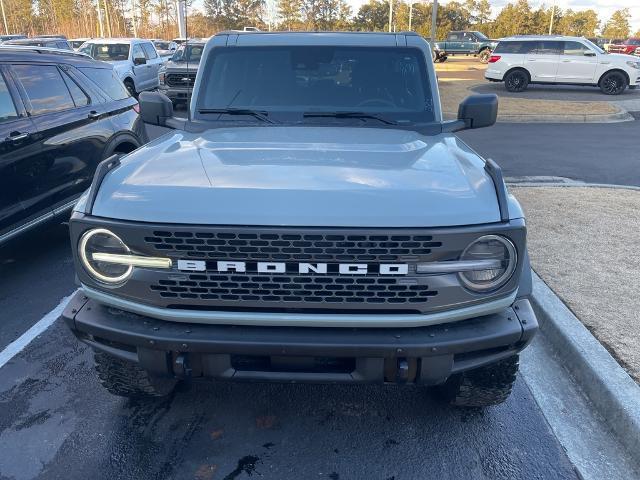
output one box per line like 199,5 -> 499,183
436,355 -> 519,407
479,49 -> 491,64
124,79 -> 137,98
504,69 -> 529,92
94,351 -> 177,398
599,71 -> 628,95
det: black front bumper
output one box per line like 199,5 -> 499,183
62,292 -> 538,385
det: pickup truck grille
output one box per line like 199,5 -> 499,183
144,230 -> 443,262
166,72 -> 196,88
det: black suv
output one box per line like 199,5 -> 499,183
0,47 -> 147,245
4,37 -> 73,50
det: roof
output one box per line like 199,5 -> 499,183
0,46 -> 109,66
499,35 -> 587,41
83,37 -> 148,44
216,30 -> 418,36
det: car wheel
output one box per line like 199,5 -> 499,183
479,49 -> 491,64
124,79 -> 137,98
432,50 -> 437,62
504,70 -> 529,92
599,71 -> 627,95
437,56 -> 447,63
94,351 -> 177,398
435,355 -> 519,407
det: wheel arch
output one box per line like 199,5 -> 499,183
502,66 -> 531,82
598,68 -> 630,86
103,132 -> 143,159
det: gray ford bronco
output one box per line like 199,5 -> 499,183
62,31 -> 538,407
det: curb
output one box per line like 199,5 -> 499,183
496,107 -> 633,123
507,180 -> 640,191
530,272 -> 640,459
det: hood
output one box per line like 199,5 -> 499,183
606,52 -> 640,62
91,127 -> 502,227
163,60 -> 199,71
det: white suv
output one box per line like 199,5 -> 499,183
485,35 -> 640,95
79,38 -> 164,96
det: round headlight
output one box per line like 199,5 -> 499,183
458,235 -> 517,292
79,228 -> 132,284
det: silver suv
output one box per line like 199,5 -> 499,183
62,32 -> 538,408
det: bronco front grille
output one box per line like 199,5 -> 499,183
144,231 -> 443,263
149,272 -> 438,306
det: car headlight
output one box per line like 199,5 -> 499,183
626,60 -> 640,69
159,71 -> 166,85
79,228 -> 172,284
458,235 -> 517,292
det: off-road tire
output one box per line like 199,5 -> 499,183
436,355 -> 519,407
94,351 -> 176,398
599,71 -> 627,95
478,49 -> 491,64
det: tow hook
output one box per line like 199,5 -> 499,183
175,353 -> 192,378
396,358 -> 409,383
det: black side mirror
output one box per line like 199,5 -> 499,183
139,91 -> 173,127
457,94 -> 498,130
134,56 -> 146,66
584,51 -> 596,57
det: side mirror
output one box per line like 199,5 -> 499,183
584,51 -> 596,57
457,94 -> 498,130
134,56 -> 146,66
139,91 -> 173,127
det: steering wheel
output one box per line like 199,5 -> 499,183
357,98 -> 396,108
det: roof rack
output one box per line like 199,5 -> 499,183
0,45 -> 91,58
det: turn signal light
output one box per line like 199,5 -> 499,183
488,55 -> 501,63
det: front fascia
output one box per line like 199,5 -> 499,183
70,214 -> 527,327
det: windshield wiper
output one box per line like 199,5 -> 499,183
198,108 -> 276,124
303,111 -> 397,125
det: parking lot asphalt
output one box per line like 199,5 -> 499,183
472,82 -> 640,101
0,115 -> 633,479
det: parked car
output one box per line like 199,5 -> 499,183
603,38 -> 624,52
70,38 -> 91,50
485,36 -> 640,95
435,31 -> 497,63
158,40 -> 205,104
153,39 -> 178,58
78,38 -> 164,96
3,37 -> 72,50
0,34 -> 27,44
0,47 -> 147,245
607,38 -> 640,56
62,31 -> 539,409
172,37 -> 188,45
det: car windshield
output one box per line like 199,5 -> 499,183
196,46 -> 434,124
474,32 -> 489,41
79,43 -> 130,61
155,41 -> 170,50
625,39 -> 640,46
172,44 -> 204,62
583,39 -> 605,54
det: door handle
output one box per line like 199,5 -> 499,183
88,110 -> 101,120
6,132 -> 29,142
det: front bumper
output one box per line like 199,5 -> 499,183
158,85 -> 192,101
62,292 -> 538,385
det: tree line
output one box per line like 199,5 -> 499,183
2,0 -> 639,41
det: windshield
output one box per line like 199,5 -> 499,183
625,39 -> 640,46
474,32 -> 489,41
154,41 -> 170,50
583,39 -> 605,54
197,46 -> 434,124
79,43 -> 130,61
172,44 -> 204,62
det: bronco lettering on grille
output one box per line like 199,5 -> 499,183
176,260 -> 409,275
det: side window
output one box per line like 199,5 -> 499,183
12,64 -> 75,115
530,41 -> 561,55
494,42 -> 525,54
78,67 -> 130,100
61,69 -> 90,106
447,33 -> 460,41
0,72 -> 18,122
563,42 -> 589,56
142,43 -> 158,60
463,33 -> 475,41
132,44 -> 146,63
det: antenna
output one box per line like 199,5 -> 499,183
184,0 -> 190,120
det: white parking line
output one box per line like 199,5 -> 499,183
0,290 -> 78,369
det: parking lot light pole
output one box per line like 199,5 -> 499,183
0,0 -> 8,35
430,0 -> 438,43
388,0 -> 393,32
548,2 -> 555,35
